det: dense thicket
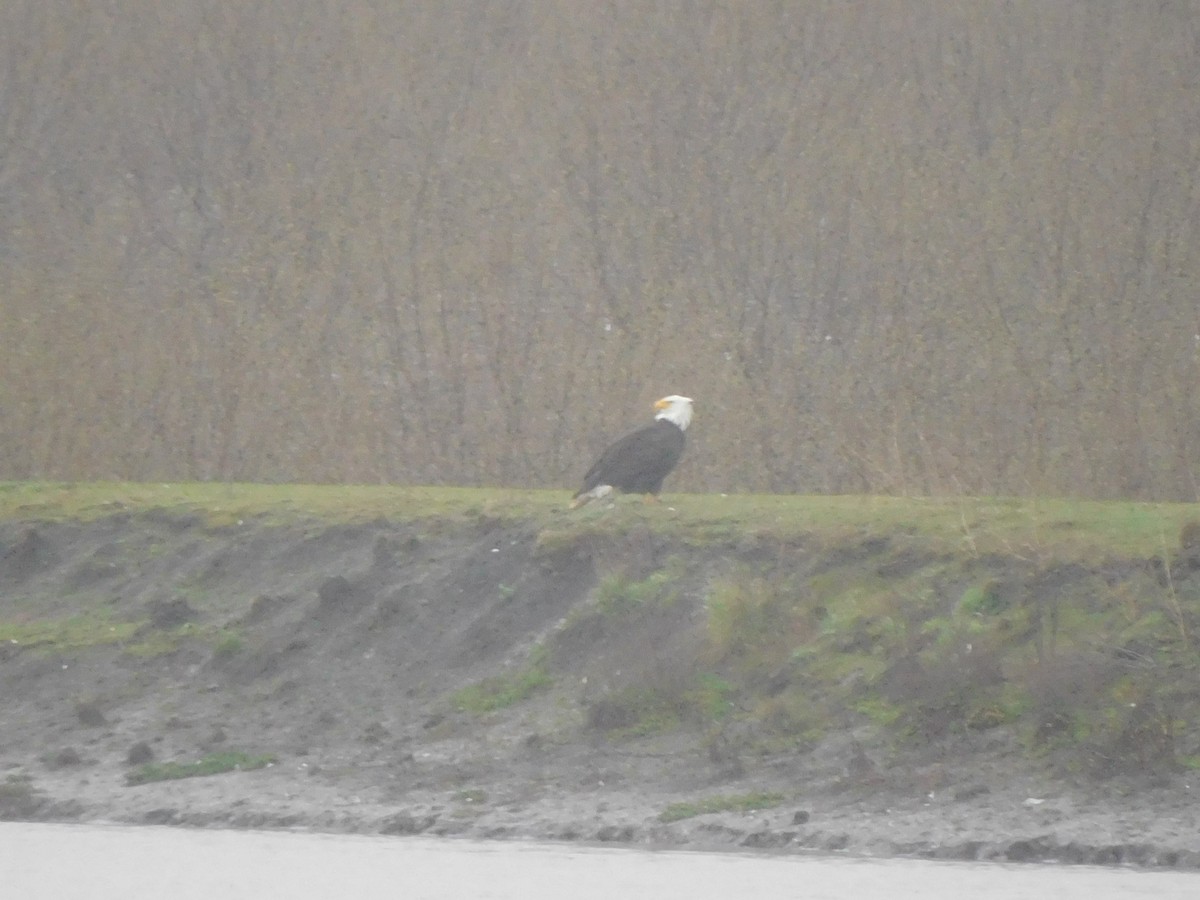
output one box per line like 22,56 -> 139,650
2,2 -> 1198,498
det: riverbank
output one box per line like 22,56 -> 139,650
2,484 -> 1198,867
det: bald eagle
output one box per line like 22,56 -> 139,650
570,395 -> 694,508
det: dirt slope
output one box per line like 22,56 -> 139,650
1,508 -> 1199,868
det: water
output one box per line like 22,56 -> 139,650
2,822 -> 1196,899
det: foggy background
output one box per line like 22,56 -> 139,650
2,1 -> 1198,499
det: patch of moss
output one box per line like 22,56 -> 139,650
452,648 -> 552,713
211,629 -> 245,658
706,575 -> 802,665
659,791 -> 786,823
852,697 -> 905,727
689,673 -> 736,721
126,751 -> 276,785
595,559 -> 685,614
958,581 -> 1007,616
0,614 -> 141,653
121,623 -> 246,660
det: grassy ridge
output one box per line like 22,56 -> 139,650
0,481 -> 564,526
4,481 -> 1193,559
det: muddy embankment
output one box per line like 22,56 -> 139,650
2,505 -> 1199,868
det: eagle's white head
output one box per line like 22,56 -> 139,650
654,395 -> 694,431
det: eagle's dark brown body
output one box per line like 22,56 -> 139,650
571,394 -> 693,508
574,418 -> 686,502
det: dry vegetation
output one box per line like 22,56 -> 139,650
2,2 -> 1198,499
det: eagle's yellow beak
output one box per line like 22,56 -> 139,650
653,398 -> 670,410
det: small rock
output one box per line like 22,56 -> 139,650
594,824 -> 636,842
938,841 -> 984,860
379,811 -> 438,835
792,810 -> 811,825
126,741 -> 155,765
1005,837 -> 1051,862
742,830 -> 795,849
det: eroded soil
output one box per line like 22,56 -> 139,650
1,511 -> 1198,868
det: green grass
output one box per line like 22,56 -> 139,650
659,791 -> 786,823
120,623 -> 247,660
691,672 -> 736,720
0,613 -> 142,652
684,516 -> 1200,772
3,482 -> 1198,560
452,648 -> 552,713
0,481 -> 565,528
126,751 -> 277,785
594,559 -> 686,614
453,667 -> 551,713
0,614 -> 250,661
550,491 -> 1200,560
706,574 -> 805,664
211,629 -> 245,658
